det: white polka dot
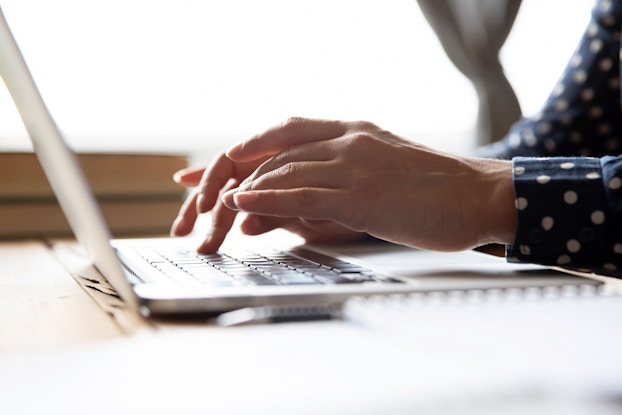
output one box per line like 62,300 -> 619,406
514,166 -> 525,175
552,83 -> 565,97
603,15 -> 616,27
508,132 -> 521,148
567,239 -> 581,253
560,162 -> 575,170
520,245 -> 531,256
609,177 -> 622,190
573,70 -> 587,84
524,131 -> 537,147
599,58 -> 613,71
591,210 -> 605,225
614,243 -> 622,254
590,106 -> 604,118
610,78 -> 620,89
541,216 -> 554,231
581,88 -> 595,101
570,54 -> 583,67
536,122 -> 552,134
601,0 -> 613,11
536,175 -> 551,184
553,99 -> 568,112
586,172 -> 601,180
544,139 -> 557,152
570,132 -> 582,143
516,197 -> 528,210
557,255 -> 572,265
564,191 -> 578,205
587,23 -> 598,37
598,123 -> 612,135
590,39 -> 603,53
604,263 -> 617,271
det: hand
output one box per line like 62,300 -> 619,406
170,120 -> 367,253
220,117 -> 517,252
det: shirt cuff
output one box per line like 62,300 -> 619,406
507,156 -> 617,275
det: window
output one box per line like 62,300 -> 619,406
0,0 -> 592,155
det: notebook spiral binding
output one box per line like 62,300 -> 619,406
344,282 -> 613,313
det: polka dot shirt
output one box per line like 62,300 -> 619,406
477,0 -> 622,278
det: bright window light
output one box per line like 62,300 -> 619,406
0,0 -> 592,154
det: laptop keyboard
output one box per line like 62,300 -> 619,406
133,245 -> 402,288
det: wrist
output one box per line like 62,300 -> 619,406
470,157 -> 518,246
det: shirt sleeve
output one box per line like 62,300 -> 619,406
474,0 -> 622,278
508,156 -> 622,278
476,0 -> 622,160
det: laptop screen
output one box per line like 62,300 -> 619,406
0,6 -> 139,310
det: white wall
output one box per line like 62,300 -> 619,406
0,0 -> 594,155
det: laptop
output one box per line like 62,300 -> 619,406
0,6 -> 597,318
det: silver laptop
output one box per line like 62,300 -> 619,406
0,6 -> 596,318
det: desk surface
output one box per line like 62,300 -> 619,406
2,238 -> 622,415
0,240 -> 123,352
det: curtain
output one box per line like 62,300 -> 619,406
416,0 -> 522,145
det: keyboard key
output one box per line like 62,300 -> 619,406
271,270 -> 320,285
152,263 -> 200,287
141,244 -> 403,289
239,274 -> 278,286
314,274 -> 362,284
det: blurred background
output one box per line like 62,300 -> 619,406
0,0 -> 593,159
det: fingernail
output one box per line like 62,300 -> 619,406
226,142 -> 243,158
172,171 -> 183,183
196,241 -> 210,254
221,189 -> 239,210
233,191 -> 259,208
196,193 -> 207,213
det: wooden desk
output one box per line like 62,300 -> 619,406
0,240 -> 123,352
2,239 -> 622,415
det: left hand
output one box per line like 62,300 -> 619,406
221,117 -> 517,252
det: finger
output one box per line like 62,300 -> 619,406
239,214 -> 292,235
238,140 -> 338,188
197,179 -> 240,253
241,160 -> 340,193
220,159 -> 339,212
233,189 -> 346,223
170,189 -> 200,236
195,152 -> 271,214
173,166 -> 206,187
226,117 -> 347,162
195,151 -> 236,214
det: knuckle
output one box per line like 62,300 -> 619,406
280,162 -> 294,177
341,132 -> 376,150
349,120 -> 379,132
278,161 -> 302,177
270,147 -> 294,164
280,116 -> 307,131
297,189 -> 319,208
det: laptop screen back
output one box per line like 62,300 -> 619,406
0,6 -> 139,310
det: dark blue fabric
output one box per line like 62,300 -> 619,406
477,0 -> 622,277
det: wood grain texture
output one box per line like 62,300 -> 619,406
0,240 -> 123,353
